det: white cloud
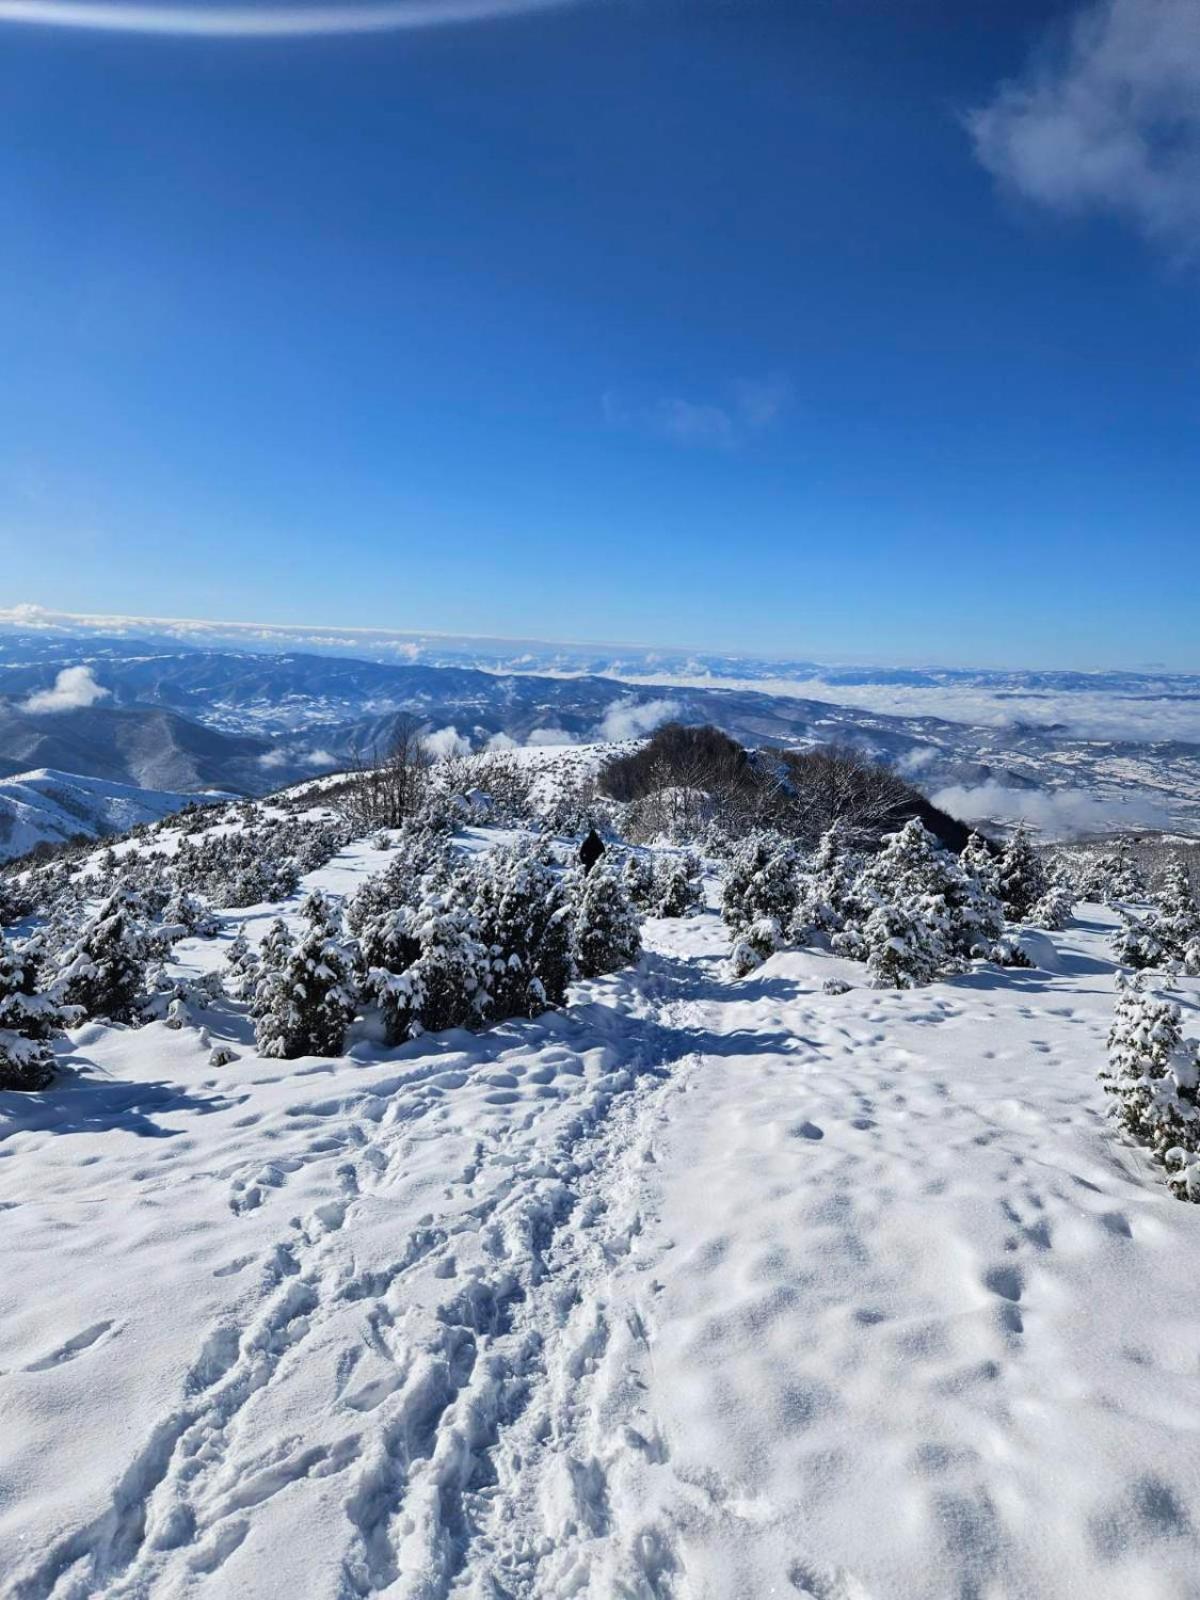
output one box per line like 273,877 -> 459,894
257,748 -> 291,770
896,747 -> 938,776
526,726 -> 576,747
0,0 -> 582,39
426,725 -> 472,760
597,697 -> 681,742
303,748 -> 336,768
932,778 -> 1169,840
486,731 -> 518,751
969,0 -> 1200,254
21,665 -> 110,714
603,376 -> 790,450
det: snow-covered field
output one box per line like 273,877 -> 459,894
4,831 -> 1200,1598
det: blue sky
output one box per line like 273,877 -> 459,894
0,0 -> 1197,668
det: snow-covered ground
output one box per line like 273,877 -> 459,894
4,834 -> 1200,1598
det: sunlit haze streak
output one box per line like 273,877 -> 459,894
0,0 -> 581,36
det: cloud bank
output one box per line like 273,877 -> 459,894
0,0 -> 581,37
932,779 -> 1169,839
969,0 -> 1200,254
22,665 -> 110,714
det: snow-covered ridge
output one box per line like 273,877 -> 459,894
0,768 -> 229,862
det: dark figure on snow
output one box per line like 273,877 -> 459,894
579,829 -> 605,876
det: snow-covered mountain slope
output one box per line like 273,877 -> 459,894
0,701 -> 280,796
3,828 -> 1200,1597
0,769 -> 229,862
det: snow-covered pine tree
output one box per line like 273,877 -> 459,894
960,832 -> 1000,897
1102,976 -> 1200,1200
1093,839 -> 1146,904
853,817 -> 984,975
471,843 -> 574,1019
0,931 -> 76,1091
653,851 -> 703,919
573,858 -> 642,979
996,824 -> 1048,922
862,901 -> 943,990
251,919 -> 294,1019
721,832 -> 799,936
794,823 -> 859,938
620,851 -> 658,912
1112,913 -> 1169,972
254,894 -> 358,1060
56,888 -> 154,1025
223,928 -> 261,1001
400,888 -> 489,1037
1027,883 -> 1076,931
0,874 -> 32,928
1155,860 -> 1200,958
160,887 -> 218,942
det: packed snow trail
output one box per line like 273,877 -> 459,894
4,866 -> 1200,1597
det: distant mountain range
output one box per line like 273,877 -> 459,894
1,621 -> 1198,856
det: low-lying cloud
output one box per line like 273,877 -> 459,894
932,779 -> 1169,840
22,665 -> 110,714
597,697 -> 681,742
426,725 -> 472,760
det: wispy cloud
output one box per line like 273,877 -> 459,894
968,0 -> 1200,255
22,665 -> 110,714
0,0 -> 580,38
604,375 -> 791,450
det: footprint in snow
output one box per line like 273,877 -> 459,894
24,1320 -> 120,1372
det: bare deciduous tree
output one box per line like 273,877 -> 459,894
336,718 -> 432,832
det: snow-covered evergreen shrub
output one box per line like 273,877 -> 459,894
620,851 -> 658,911
394,892 -> 489,1038
793,824 -> 859,938
254,894 -> 358,1060
855,817 -> 998,972
0,932 -> 76,1091
996,825 -> 1048,922
57,888 -> 154,1025
160,888 -> 219,942
1111,861 -> 1200,971
223,928 -> 261,1001
862,902 -> 942,989
1089,839 -> 1146,904
989,931 -> 1034,968
959,832 -> 1000,897
1152,861 -> 1200,957
721,832 -> 799,936
0,875 -> 33,927
572,858 -> 642,979
1028,884 -> 1076,931
653,851 -> 703,919
471,842 -> 574,1019
1102,977 -> 1200,1200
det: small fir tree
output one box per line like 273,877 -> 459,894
56,888 -> 153,1024
996,825 -> 1049,922
573,858 -> 642,979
